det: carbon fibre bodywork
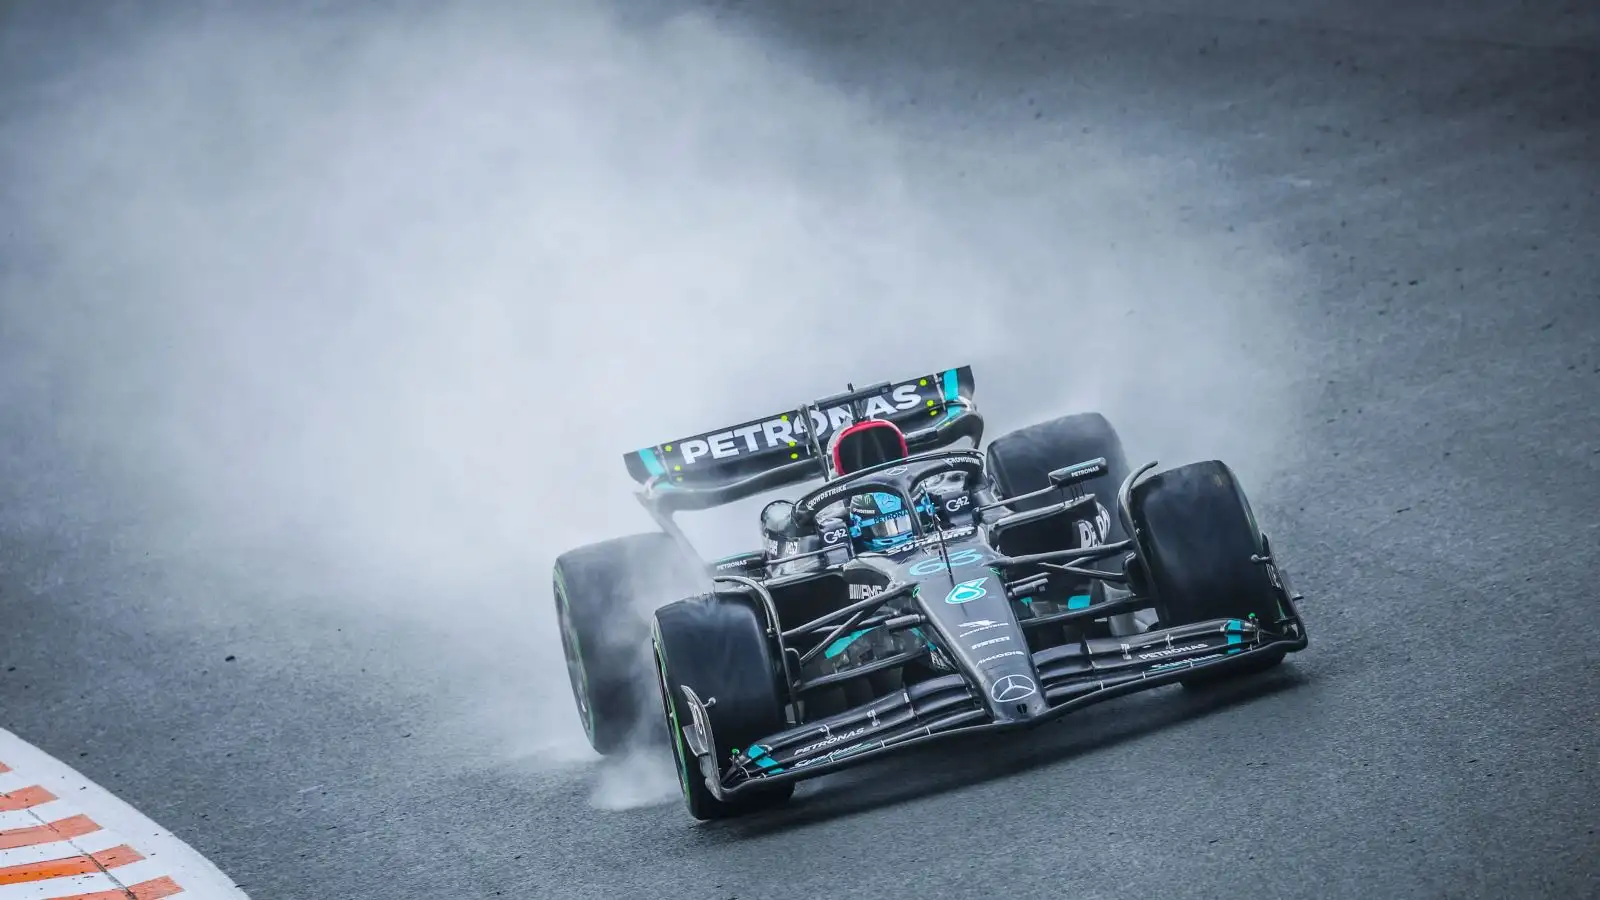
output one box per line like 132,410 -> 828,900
669,454 -> 1309,801
608,367 -> 1309,806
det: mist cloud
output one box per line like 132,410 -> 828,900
1,0 -> 1306,806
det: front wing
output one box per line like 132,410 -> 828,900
674,607 -> 1308,801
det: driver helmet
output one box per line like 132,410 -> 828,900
848,491 -> 915,553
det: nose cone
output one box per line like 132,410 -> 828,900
985,671 -> 1050,723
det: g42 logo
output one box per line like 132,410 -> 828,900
944,577 -> 988,604
908,547 -> 985,576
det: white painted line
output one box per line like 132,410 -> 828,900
0,801 -> 77,833
0,873 -> 120,900
0,830 -> 126,867
0,727 -> 251,899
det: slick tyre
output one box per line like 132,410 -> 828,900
652,593 -> 794,821
553,533 -> 699,756
1127,460 -> 1289,686
986,413 -> 1135,642
986,411 -> 1129,530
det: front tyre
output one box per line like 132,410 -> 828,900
1127,460 -> 1291,686
653,593 -> 794,821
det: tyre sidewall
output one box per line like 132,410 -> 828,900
652,593 -> 794,820
1129,460 -> 1283,627
554,533 -> 698,755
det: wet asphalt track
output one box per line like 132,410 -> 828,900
3,1 -> 1598,898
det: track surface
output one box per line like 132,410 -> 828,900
3,1 -> 1598,899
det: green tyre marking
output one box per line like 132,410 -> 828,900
651,621 -> 692,798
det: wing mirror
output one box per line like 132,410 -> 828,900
1047,457 -> 1109,487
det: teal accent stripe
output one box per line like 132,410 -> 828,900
941,369 -> 960,418
747,746 -> 785,772
824,627 -> 878,659
1067,594 -> 1092,610
638,448 -> 667,477
1226,632 -> 1243,654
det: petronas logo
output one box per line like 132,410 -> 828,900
945,577 -> 989,604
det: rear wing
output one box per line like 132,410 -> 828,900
624,366 -> 980,506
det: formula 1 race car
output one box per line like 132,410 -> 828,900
552,366 -> 1309,820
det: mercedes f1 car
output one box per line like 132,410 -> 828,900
553,366 -> 1309,820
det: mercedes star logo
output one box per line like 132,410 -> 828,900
991,673 -> 1037,703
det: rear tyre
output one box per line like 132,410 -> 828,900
1126,460 -> 1289,686
653,593 -> 795,821
985,412 -> 1130,522
553,533 -> 699,756
986,413 -> 1136,642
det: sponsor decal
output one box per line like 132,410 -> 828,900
970,635 -> 1011,650
793,726 -> 868,758
991,673 -> 1038,703
791,738 -> 883,770
807,482 -> 854,509
832,740 -> 877,761
959,619 -> 1006,637
1074,501 -> 1113,548
944,577 -> 989,604
886,525 -> 978,557
677,384 -> 927,466
909,547 -> 985,576
882,465 -> 910,477
848,583 -> 886,601
945,494 -> 972,513
1148,653 -> 1224,672
1076,519 -> 1099,547
901,525 -> 979,552
822,526 -> 849,544
977,650 -> 1025,665
886,540 -> 921,556
1136,642 -> 1209,660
